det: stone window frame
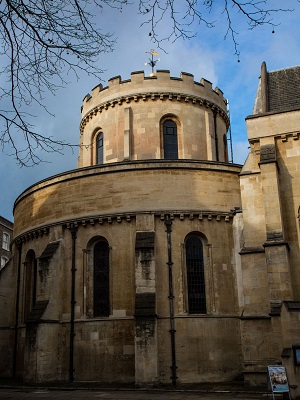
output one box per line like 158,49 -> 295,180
85,236 -> 111,319
2,232 -> 10,250
160,114 -> 182,160
91,128 -> 104,165
182,231 -> 209,315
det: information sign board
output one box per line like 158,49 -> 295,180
267,366 -> 289,393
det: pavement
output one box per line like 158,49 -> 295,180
0,380 -> 271,400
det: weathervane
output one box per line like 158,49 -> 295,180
145,49 -> 160,77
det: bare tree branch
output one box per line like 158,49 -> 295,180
139,1 -> 293,59
0,0 -> 297,165
0,0 -> 128,165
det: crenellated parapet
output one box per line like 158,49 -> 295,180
78,70 -> 230,166
80,70 -> 229,134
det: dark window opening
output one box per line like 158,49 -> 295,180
93,240 -> 110,317
186,236 -> 206,314
24,250 -> 37,321
163,120 -> 178,159
96,132 -> 104,164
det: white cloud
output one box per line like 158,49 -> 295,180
1,1 -> 300,221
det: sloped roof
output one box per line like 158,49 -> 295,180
253,63 -> 300,114
39,241 -> 60,260
268,66 -> 300,112
0,215 -> 13,230
26,300 -> 49,323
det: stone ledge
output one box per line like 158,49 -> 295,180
239,247 -> 265,255
13,210 -> 236,244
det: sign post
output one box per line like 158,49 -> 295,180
267,366 -> 291,400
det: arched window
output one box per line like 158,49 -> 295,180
93,239 -> 110,317
185,235 -> 206,314
163,120 -> 178,159
96,132 -> 104,164
24,250 -> 37,321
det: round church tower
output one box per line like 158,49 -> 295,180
11,71 -> 243,385
79,70 -> 229,166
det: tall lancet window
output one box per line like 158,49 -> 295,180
96,132 -> 104,164
163,120 -> 178,159
93,239 -> 110,317
185,235 -> 206,314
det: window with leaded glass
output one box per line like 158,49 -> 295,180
93,240 -> 110,317
185,235 -> 206,314
163,120 -> 178,159
2,232 -> 10,250
96,132 -> 104,164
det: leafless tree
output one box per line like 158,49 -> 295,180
0,0 -> 127,166
139,1 -> 293,58
0,0 -> 297,166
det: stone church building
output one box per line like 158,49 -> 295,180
0,63 -> 299,395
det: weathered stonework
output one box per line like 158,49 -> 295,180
1,65 -> 300,397
78,70 -> 229,167
240,63 -> 300,396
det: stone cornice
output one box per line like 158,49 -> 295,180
80,91 -> 230,134
14,226 -> 50,245
246,107 -> 300,120
13,210 -> 235,245
248,131 -> 300,144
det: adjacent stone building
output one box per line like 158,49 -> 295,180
239,62 -> 300,393
0,64 -> 299,396
0,215 -> 13,270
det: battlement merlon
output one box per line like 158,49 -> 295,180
81,70 -> 227,116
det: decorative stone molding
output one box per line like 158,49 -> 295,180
13,210 -> 235,245
159,211 -> 233,222
14,227 -> 49,245
279,131 -> 300,142
281,134 -> 288,142
247,131 -> 300,144
80,91 -> 230,134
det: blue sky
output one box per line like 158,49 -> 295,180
1,1 -> 300,221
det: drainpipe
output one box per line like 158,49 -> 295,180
164,215 -> 178,386
213,109 -> 219,162
69,223 -> 78,382
13,241 -> 22,379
